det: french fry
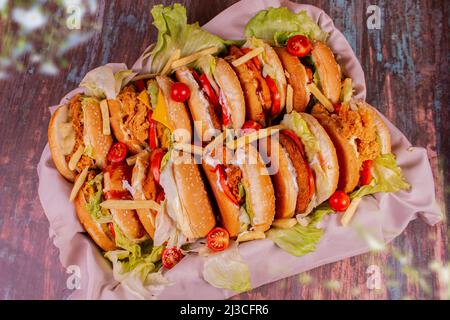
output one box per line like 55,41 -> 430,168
172,143 -> 204,156
69,167 -> 89,202
100,99 -> 111,135
272,218 -> 297,229
307,83 -> 334,112
237,230 -> 266,242
171,47 -> 218,69
68,145 -> 83,171
226,125 -> 283,150
232,47 -> 264,67
341,197 -> 362,226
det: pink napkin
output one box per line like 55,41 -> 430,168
37,0 -> 441,300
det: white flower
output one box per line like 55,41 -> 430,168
12,6 -> 47,32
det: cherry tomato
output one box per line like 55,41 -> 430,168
264,76 -> 281,116
134,80 -> 146,92
286,35 -> 312,57
333,103 -> 341,114
241,120 -> 262,135
162,247 -> 183,269
329,191 -> 351,212
147,110 -> 159,150
108,222 -> 116,238
359,160 -> 374,186
170,82 -> 190,102
150,149 -> 165,185
215,165 -> 240,206
207,227 -> 230,252
107,142 -> 127,163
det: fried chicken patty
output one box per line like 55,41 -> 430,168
279,133 -> 312,213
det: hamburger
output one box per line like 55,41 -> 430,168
260,112 -> 339,218
108,75 -> 193,154
226,42 -> 286,127
175,56 -> 246,141
73,162 -> 149,252
274,37 -> 341,112
202,144 -> 275,237
130,149 -> 166,238
158,150 -> 216,240
48,94 -> 113,181
311,99 -> 391,193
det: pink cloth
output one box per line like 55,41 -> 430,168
37,0 -> 441,300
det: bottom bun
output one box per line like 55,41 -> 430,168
74,193 -> 116,252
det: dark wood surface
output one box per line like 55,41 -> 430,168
0,0 -> 448,300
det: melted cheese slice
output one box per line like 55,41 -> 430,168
151,89 -> 173,131
137,90 -> 151,109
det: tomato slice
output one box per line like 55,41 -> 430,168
264,76 -> 281,117
150,149 -> 165,185
155,190 -> 165,203
218,90 -> 231,127
104,190 -> 132,200
207,227 -> 230,252
286,35 -> 312,57
359,160 -> 374,186
215,165 -> 239,206
329,191 -> 351,212
108,222 -> 116,238
135,80 -> 146,92
333,103 -> 341,114
107,142 -> 127,164
241,120 -> 262,134
199,73 -> 220,108
170,82 -> 190,102
162,247 -> 183,269
147,110 -> 159,150
281,129 -> 305,154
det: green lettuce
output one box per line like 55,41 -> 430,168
244,7 -> 328,45
105,224 -> 168,299
202,244 -> 251,293
148,4 -> 228,73
85,173 -> 112,223
281,111 -> 319,161
267,203 -> 332,257
147,80 -> 159,108
80,66 -> 135,99
351,153 -> 410,199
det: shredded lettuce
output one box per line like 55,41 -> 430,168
147,4 -> 228,73
80,66 -> 135,99
267,203 -> 331,257
244,7 -> 328,45
202,243 -> 251,293
105,223 -> 168,299
85,173 -> 111,223
351,153 -> 410,199
281,112 -> 319,161
147,80 -> 159,108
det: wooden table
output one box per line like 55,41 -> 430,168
0,0 -> 448,300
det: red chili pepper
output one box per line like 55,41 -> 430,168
215,165 -> 239,206
264,75 -> 281,117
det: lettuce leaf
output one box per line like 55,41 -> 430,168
351,153 -> 410,199
105,224 -> 168,299
244,7 -> 328,45
80,66 -> 135,99
202,243 -> 251,293
281,112 -> 319,161
147,4 -> 228,73
147,80 -> 159,108
85,173 -> 112,224
267,203 -> 331,257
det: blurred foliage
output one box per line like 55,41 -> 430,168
0,0 -> 99,79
